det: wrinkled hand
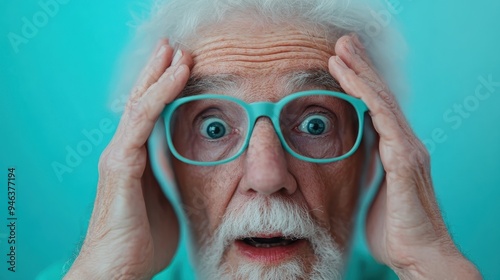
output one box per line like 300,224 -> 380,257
65,40 -> 193,280
329,34 -> 481,279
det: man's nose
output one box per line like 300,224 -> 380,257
238,118 -> 297,196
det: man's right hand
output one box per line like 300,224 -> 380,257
64,39 -> 193,280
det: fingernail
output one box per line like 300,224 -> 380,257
346,40 -> 356,55
170,65 -> 185,81
172,49 -> 183,65
335,56 -> 348,68
156,45 -> 167,58
351,34 -> 364,50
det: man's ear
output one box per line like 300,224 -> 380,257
360,114 -> 384,192
148,118 -> 180,200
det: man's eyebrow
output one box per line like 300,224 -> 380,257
180,74 -> 240,97
180,69 -> 343,97
284,69 -> 344,93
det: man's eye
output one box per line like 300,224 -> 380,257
298,115 -> 331,135
200,117 -> 230,139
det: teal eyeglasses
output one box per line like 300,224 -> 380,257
162,90 -> 368,166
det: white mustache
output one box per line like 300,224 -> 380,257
201,196 -> 324,254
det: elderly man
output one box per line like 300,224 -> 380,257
64,0 -> 480,279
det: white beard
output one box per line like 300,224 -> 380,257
194,196 -> 345,280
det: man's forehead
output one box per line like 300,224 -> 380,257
182,19 -> 340,100
187,22 -> 336,76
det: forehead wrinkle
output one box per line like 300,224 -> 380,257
192,45 -> 334,74
190,32 -> 335,76
192,38 -> 333,61
190,29 -> 332,56
194,54 -> 331,73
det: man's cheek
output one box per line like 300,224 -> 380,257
318,163 -> 361,239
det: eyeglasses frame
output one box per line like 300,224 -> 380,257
162,90 -> 368,166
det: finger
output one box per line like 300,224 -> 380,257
101,50 -> 192,177
329,55 -> 431,177
119,61 -> 191,151
332,36 -> 385,99
339,34 -> 376,69
335,35 -> 388,101
329,56 -> 415,147
130,39 -> 174,101
335,34 -> 412,139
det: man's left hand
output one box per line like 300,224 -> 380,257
328,34 -> 481,279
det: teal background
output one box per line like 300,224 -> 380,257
1,0 -> 499,279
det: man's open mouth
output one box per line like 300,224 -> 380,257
239,236 -> 300,248
234,235 -> 306,262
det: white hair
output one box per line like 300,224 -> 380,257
147,0 -> 372,44
109,0 -> 408,111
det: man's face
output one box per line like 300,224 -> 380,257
172,19 -> 364,279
